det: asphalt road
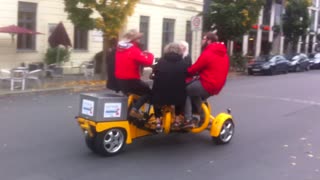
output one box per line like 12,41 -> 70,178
0,71 -> 319,180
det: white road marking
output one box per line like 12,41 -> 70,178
227,94 -> 320,106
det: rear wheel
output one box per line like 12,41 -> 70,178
85,136 -> 97,153
212,119 -> 234,145
95,128 -> 126,156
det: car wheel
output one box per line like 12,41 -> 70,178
85,136 -> 97,153
269,68 -> 275,75
306,65 -> 310,71
212,119 -> 234,145
248,69 -> 253,75
295,66 -> 301,72
95,128 -> 126,156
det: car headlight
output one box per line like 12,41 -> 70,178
262,64 -> 270,69
290,61 -> 297,66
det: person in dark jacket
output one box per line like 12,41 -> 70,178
115,29 -> 154,119
151,42 -> 189,132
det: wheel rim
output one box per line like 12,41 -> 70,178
219,121 -> 234,143
103,129 -> 125,153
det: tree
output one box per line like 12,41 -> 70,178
64,0 -> 140,79
203,0 -> 264,42
283,0 -> 310,54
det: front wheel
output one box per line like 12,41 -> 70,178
212,120 -> 234,145
95,128 -> 126,156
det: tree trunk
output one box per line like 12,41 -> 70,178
100,36 -> 109,80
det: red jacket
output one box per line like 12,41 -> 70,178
188,42 -> 229,95
115,41 -> 154,80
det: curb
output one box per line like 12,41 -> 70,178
0,85 -> 107,98
0,73 -> 244,97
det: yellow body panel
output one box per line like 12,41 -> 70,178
78,117 -> 153,144
210,113 -> 233,137
190,103 -> 211,133
129,123 -> 152,139
163,111 -> 172,134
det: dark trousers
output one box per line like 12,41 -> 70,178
117,79 -> 152,110
154,104 -> 184,118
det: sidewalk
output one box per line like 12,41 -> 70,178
0,69 -> 245,97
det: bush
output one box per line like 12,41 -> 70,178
45,47 -> 71,65
230,53 -> 248,72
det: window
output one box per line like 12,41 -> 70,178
310,10 -> 316,31
139,16 -> 150,50
313,0 -> 317,7
185,21 -> 193,56
17,2 -> 37,50
263,0 -> 272,25
48,23 -> 57,36
162,18 -> 175,54
74,27 -> 88,50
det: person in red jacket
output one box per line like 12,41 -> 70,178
115,29 -> 154,119
183,32 -> 229,128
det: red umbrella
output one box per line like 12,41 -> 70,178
0,25 -> 42,34
48,22 -> 72,48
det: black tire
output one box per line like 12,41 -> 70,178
95,128 -> 127,157
269,68 -> 275,75
295,65 -> 301,72
248,69 -> 253,75
212,119 -> 234,145
85,136 -> 97,153
306,65 -> 310,71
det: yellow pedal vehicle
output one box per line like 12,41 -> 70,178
77,92 -> 234,156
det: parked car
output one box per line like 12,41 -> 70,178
288,53 -> 310,72
247,55 -> 290,75
310,53 -> 320,69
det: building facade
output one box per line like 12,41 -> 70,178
242,0 -> 320,57
0,0 -> 203,71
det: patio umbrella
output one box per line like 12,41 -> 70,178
0,25 -> 41,34
48,22 -> 71,48
48,22 -> 72,64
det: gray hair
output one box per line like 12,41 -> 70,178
179,40 -> 189,58
163,42 -> 183,55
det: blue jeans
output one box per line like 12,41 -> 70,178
184,80 -> 210,121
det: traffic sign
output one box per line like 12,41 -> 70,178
191,16 -> 202,31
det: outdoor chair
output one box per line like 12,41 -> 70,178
9,69 -> 27,91
26,69 -> 42,88
45,63 -> 64,78
0,69 -> 11,88
80,61 -> 95,79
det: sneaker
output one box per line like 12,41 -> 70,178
129,109 -> 144,119
156,123 -> 163,133
155,118 -> 163,133
182,120 -> 196,129
182,116 -> 199,128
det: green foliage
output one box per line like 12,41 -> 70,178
64,0 -> 140,39
44,47 -> 71,65
203,0 -> 264,41
283,0 -> 310,42
230,53 -> 248,72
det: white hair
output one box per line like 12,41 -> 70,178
179,41 -> 189,58
164,42 -> 183,55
